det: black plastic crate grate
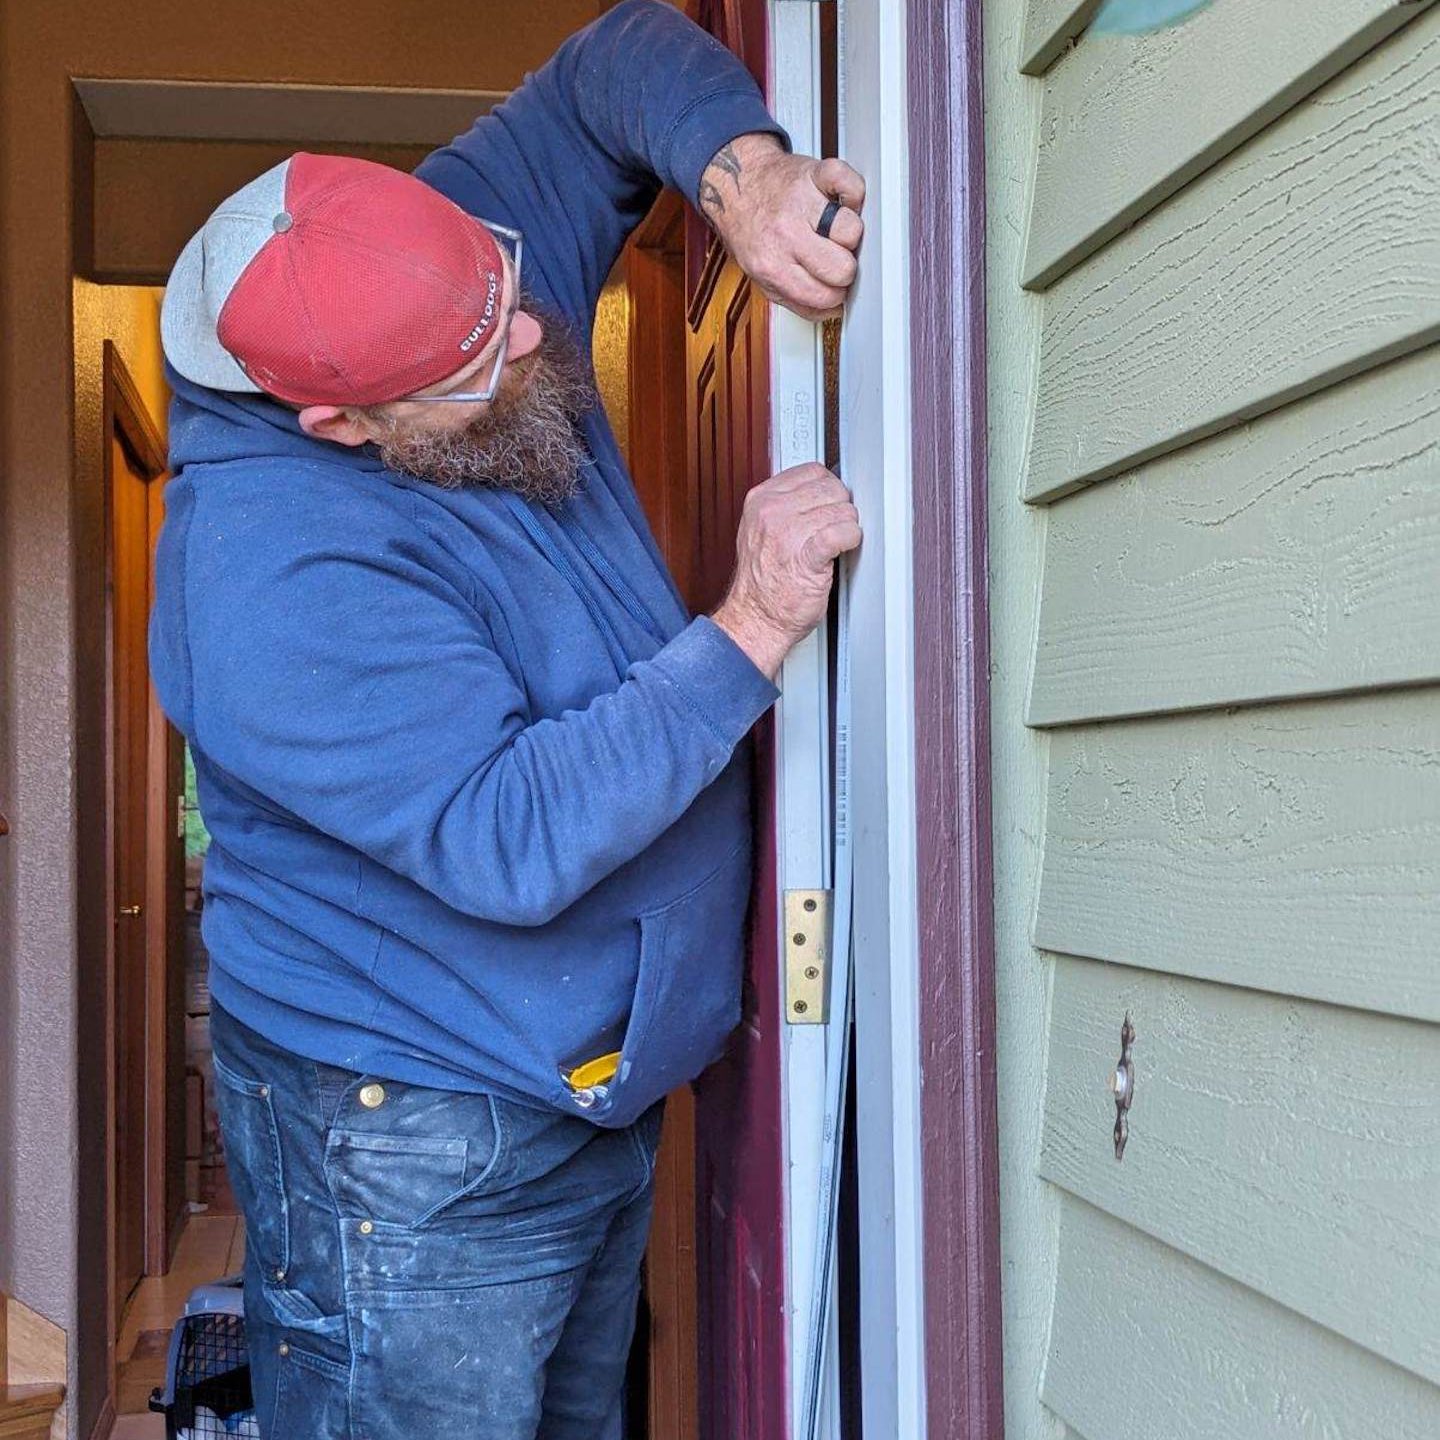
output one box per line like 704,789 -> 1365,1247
156,1310 -> 257,1439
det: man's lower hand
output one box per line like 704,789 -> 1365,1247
712,464 -> 862,681
699,134 -> 866,322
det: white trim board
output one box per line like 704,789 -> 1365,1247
769,3 -> 840,1436
770,0 -> 927,1435
838,0 -> 928,1436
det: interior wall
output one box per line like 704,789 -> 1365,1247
981,3 -> 1062,1438
592,271 -> 632,461
0,4 -> 599,1436
93,138 -> 434,282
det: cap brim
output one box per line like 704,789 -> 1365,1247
160,227 -> 263,395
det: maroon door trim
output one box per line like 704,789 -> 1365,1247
906,3 -> 1005,1438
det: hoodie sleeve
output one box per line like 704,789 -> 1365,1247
181,486 -> 777,928
415,0 -> 789,329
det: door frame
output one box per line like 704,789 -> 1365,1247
101,338 -> 182,1377
816,0 -> 1003,1436
768,4 -> 838,1435
904,0 -> 1004,1435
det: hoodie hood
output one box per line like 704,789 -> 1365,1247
165,362 -> 390,476
151,365 -> 397,745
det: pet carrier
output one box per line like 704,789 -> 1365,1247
148,1277 -> 259,1439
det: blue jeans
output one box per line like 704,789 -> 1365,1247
209,1003 -> 661,1440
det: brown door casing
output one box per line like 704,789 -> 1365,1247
102,339 -> 184,1337
906,2 -> 1005,1436
109,414 -> 151,1318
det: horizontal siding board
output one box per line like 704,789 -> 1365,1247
1023,7 -> 1440,501
1035,689 -> 1440,1020
1044,1196 -> 1440,1438
1029,344 -> 1440,726
1024,0 -> 1432,290
1040,957 -> 1440,1385
1019,0 -> 1101,76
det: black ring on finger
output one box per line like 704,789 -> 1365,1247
816,198 -> 842,241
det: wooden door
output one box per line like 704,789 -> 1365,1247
625,7 -> 785,1436
105,341 -> 181,1324
684,5 -> 786,1436
626,188 -> 785,1440
626,190 -> 702,1440
111,411 -> 151,1316
688,255 -> 785,1440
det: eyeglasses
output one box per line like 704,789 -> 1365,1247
391,219 -> 524,406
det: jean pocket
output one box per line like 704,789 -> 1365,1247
212,1052 -> 290,1280
270,1338 -> 350,1439
326,1130 -> 480,1229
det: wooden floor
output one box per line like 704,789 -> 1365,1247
113,1212 -> 246,1432
110,1410 -> 166,1438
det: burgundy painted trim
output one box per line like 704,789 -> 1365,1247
907,2 -> 1005,1438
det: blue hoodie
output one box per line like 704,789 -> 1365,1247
148,0 -> 789,1130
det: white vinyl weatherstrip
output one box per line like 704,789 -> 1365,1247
838,0 -> 928,1436
769,3 -> 838,1438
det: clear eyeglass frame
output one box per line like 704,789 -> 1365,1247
391,219 -> 523,406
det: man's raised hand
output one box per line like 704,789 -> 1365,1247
699,134 -> 866,322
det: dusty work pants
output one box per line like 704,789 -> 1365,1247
210,1002 -> 661,1440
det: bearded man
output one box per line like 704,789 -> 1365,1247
149,3 -> 863,1438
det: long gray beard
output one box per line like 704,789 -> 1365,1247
373,317 -> 595,504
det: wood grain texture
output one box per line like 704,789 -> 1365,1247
1044,1196 -> 1440,1437
1035,688 -> 1440,1020
1040,957 -> 1440,1384
2,1299 -> 63,1390
1019,0 -> 1101,75
909,0 -> 1007,1434
1024,6 -> 1440,501
0,1385 -> 66,1440
1029,343 -> 1440,725
1024,0 -> 1432,289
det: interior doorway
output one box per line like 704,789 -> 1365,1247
94,313 -> 245,1434
620,185 -> 785,1440
105,337 -> 175,1323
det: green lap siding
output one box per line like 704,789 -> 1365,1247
984,0 -> 1440,1434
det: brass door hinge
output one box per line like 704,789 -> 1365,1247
784,889 -> 832,1025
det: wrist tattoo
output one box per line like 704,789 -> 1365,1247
699,141 -> 746,222
711,142 -> 744,188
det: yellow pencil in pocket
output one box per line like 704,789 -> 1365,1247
565,1050 -> 622,1092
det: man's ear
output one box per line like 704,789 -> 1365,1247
298,404 -> 374,447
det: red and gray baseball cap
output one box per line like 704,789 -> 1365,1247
161,152 -> 506,407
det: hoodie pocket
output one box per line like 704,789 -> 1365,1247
579,839 -> 751,1128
